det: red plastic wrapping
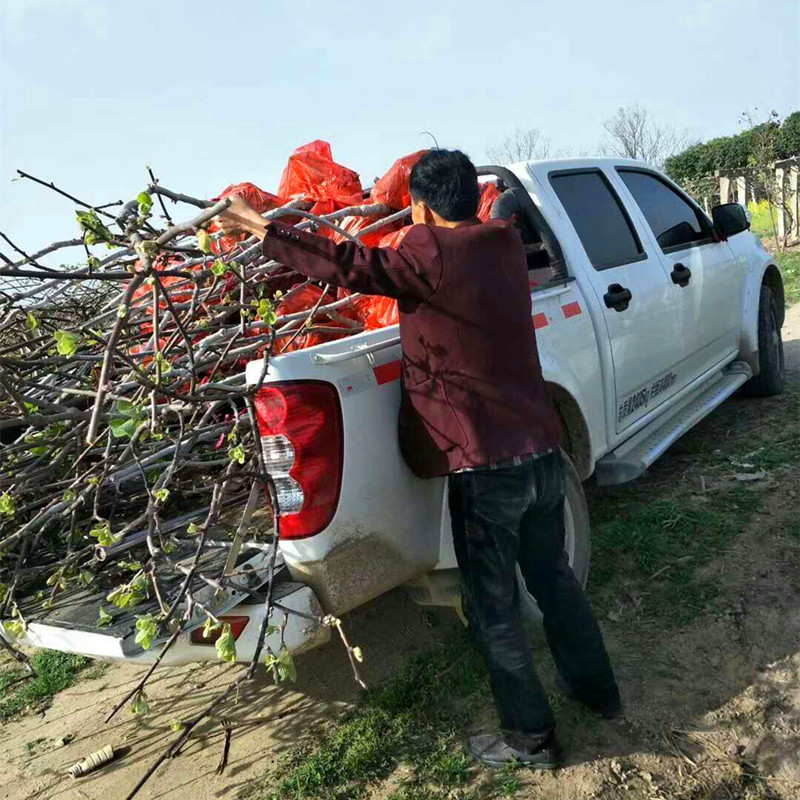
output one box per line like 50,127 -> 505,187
477,182 -> 501,222
209,182 -> 287,253
275,284 -> 353,353
278,140 -> 363,215
328,209 -> 401,247
378,225 -> 412,250
370,150 -> 427,209
329,225 -> 410,332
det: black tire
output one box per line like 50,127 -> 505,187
518,450 -> 591,635
743,285 -> 785,397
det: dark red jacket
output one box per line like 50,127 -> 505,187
261,219 -> 560,478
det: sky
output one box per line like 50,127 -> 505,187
1,0 -> 798,265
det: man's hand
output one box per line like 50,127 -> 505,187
216,194 -> 270,240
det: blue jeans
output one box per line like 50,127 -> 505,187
448,451 -> 619,735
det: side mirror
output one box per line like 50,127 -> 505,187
712,203 -> 750,239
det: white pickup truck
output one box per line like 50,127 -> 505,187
16,158 -> 786,665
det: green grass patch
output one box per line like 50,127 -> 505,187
260,634 -> 508,800
748,199 -> 800,305
0,649 -> 90,720
775,249 -> 800,306
589,490 -> 762,624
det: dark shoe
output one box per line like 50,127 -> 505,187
465,731 -> 560,770
557,675 -> 622,720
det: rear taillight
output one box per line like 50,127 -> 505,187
254,382 -> 343,539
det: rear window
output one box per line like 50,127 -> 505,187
550,170 -> 644,271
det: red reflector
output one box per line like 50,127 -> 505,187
254,381 -> 344,540
190,615 -> 249,645
533,312 -> 548,330
373,360 -> 401,385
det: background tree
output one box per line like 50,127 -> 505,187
663,109 -> 800,184
601,103 -> 693,169
487,127 -> 551,164
742,109 -> 793,250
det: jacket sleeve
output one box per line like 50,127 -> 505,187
260,222 -> 442,303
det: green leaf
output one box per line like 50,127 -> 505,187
109,417 -> 138,439
256,298 -> 277,325
23,401 -> 38,414
62,489 -> 75,503
3,619 -> 25,638
130,690 -> 149,717
89,521 -> 117,547
196,228 -> 213,254
25,312 -> 39,331
54,330 -> 82,357
153,351 -> 172,375
154,488 -> 170,504
87,256 -> 100,270
137,191 -> 153,215
170,719 -> 185,733
228,442 -> 246,465
76,209 -> 113,246
97,607 -> 113,627
210,259 -> 228,277
134,239 -> 160,260
215,623 -> 236,662
277,649 -> 296,682
117,304 -> 128,319
106,575 -> 147,608
78,570 -> 94,587
116,399 -> 135,416
134,614 -> 159,650
0,492 -> 16,517
187,522 -> 199,535
265,648 -> 297,682
202,616 -> 220,639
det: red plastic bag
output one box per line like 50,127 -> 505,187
209,182 -> 287,253
275,284 -> 353,353
378,225 -> 412,250
360,296 -> 399,329
477,182 -> 501,222
329,208 -> 402,247
278,140 -> 363,214
335,224 -> 409,330
370,150 -> 427,209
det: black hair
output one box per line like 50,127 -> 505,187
409,149 -> 480,221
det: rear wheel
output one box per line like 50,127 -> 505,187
518,451 -> 590,636
743,284 -> 785,397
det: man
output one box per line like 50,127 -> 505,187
217,149 -> 620,769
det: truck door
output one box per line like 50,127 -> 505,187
547,167 -> 682,436
615,168 -> 744,384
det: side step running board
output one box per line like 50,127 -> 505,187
595,362 -> 752,486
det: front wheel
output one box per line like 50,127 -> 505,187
743,284 -> 785,397
518,451 -> 591,634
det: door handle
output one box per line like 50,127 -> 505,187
671,263 -> 691,287
603,283 -> 632,312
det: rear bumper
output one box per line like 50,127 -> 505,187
12,583 -> 329,666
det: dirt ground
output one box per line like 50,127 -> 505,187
2,302 -> 799,800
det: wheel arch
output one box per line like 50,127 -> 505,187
546,382 -> 592,481
762,263 -> 785,327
